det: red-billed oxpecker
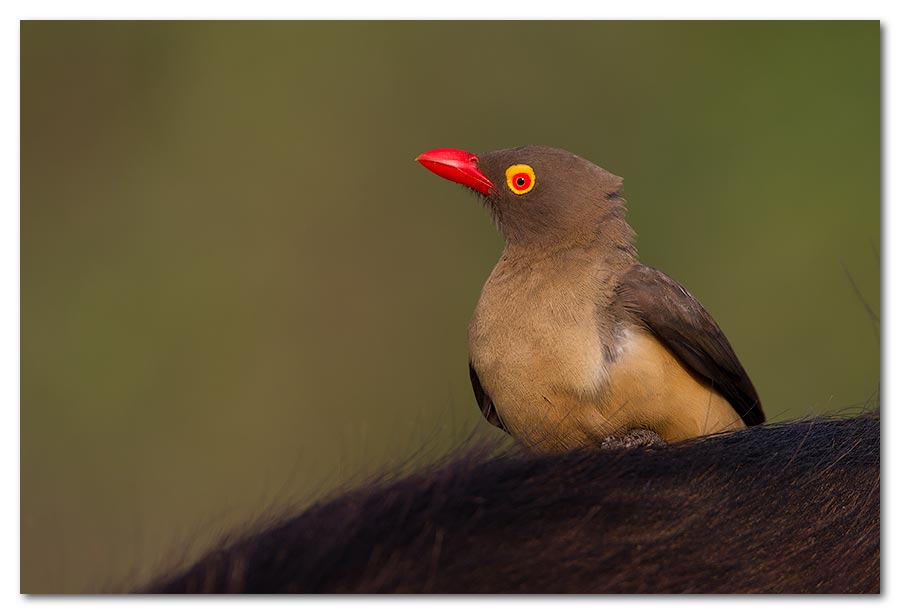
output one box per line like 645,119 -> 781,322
417,146 -> 764,451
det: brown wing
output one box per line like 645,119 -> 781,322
614,264 -> 764,426
469,363 -> 509,432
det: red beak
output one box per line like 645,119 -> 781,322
416,148 -> 494,196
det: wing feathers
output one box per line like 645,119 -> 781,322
469,363 -> 508,432
614,264 -> 765,427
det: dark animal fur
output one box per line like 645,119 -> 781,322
145,413 -> 880,594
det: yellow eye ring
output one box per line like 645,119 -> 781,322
505,164 -> 536,195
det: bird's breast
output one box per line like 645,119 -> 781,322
468,296 -> 609,398
467,266 -> 619,443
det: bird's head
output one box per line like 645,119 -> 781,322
416,145 -> 628,250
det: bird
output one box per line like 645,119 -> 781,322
416,146 -> 764,452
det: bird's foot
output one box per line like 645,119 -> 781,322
598,429 -> 667,450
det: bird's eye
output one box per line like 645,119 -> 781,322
505,164 -> 536,195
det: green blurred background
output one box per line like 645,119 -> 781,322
21,21 -> 879,593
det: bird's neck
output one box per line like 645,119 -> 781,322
501,206 -> 638,274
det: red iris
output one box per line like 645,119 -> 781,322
512,173 -> 531,191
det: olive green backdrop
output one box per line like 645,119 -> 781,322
21,21 -> 879,593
